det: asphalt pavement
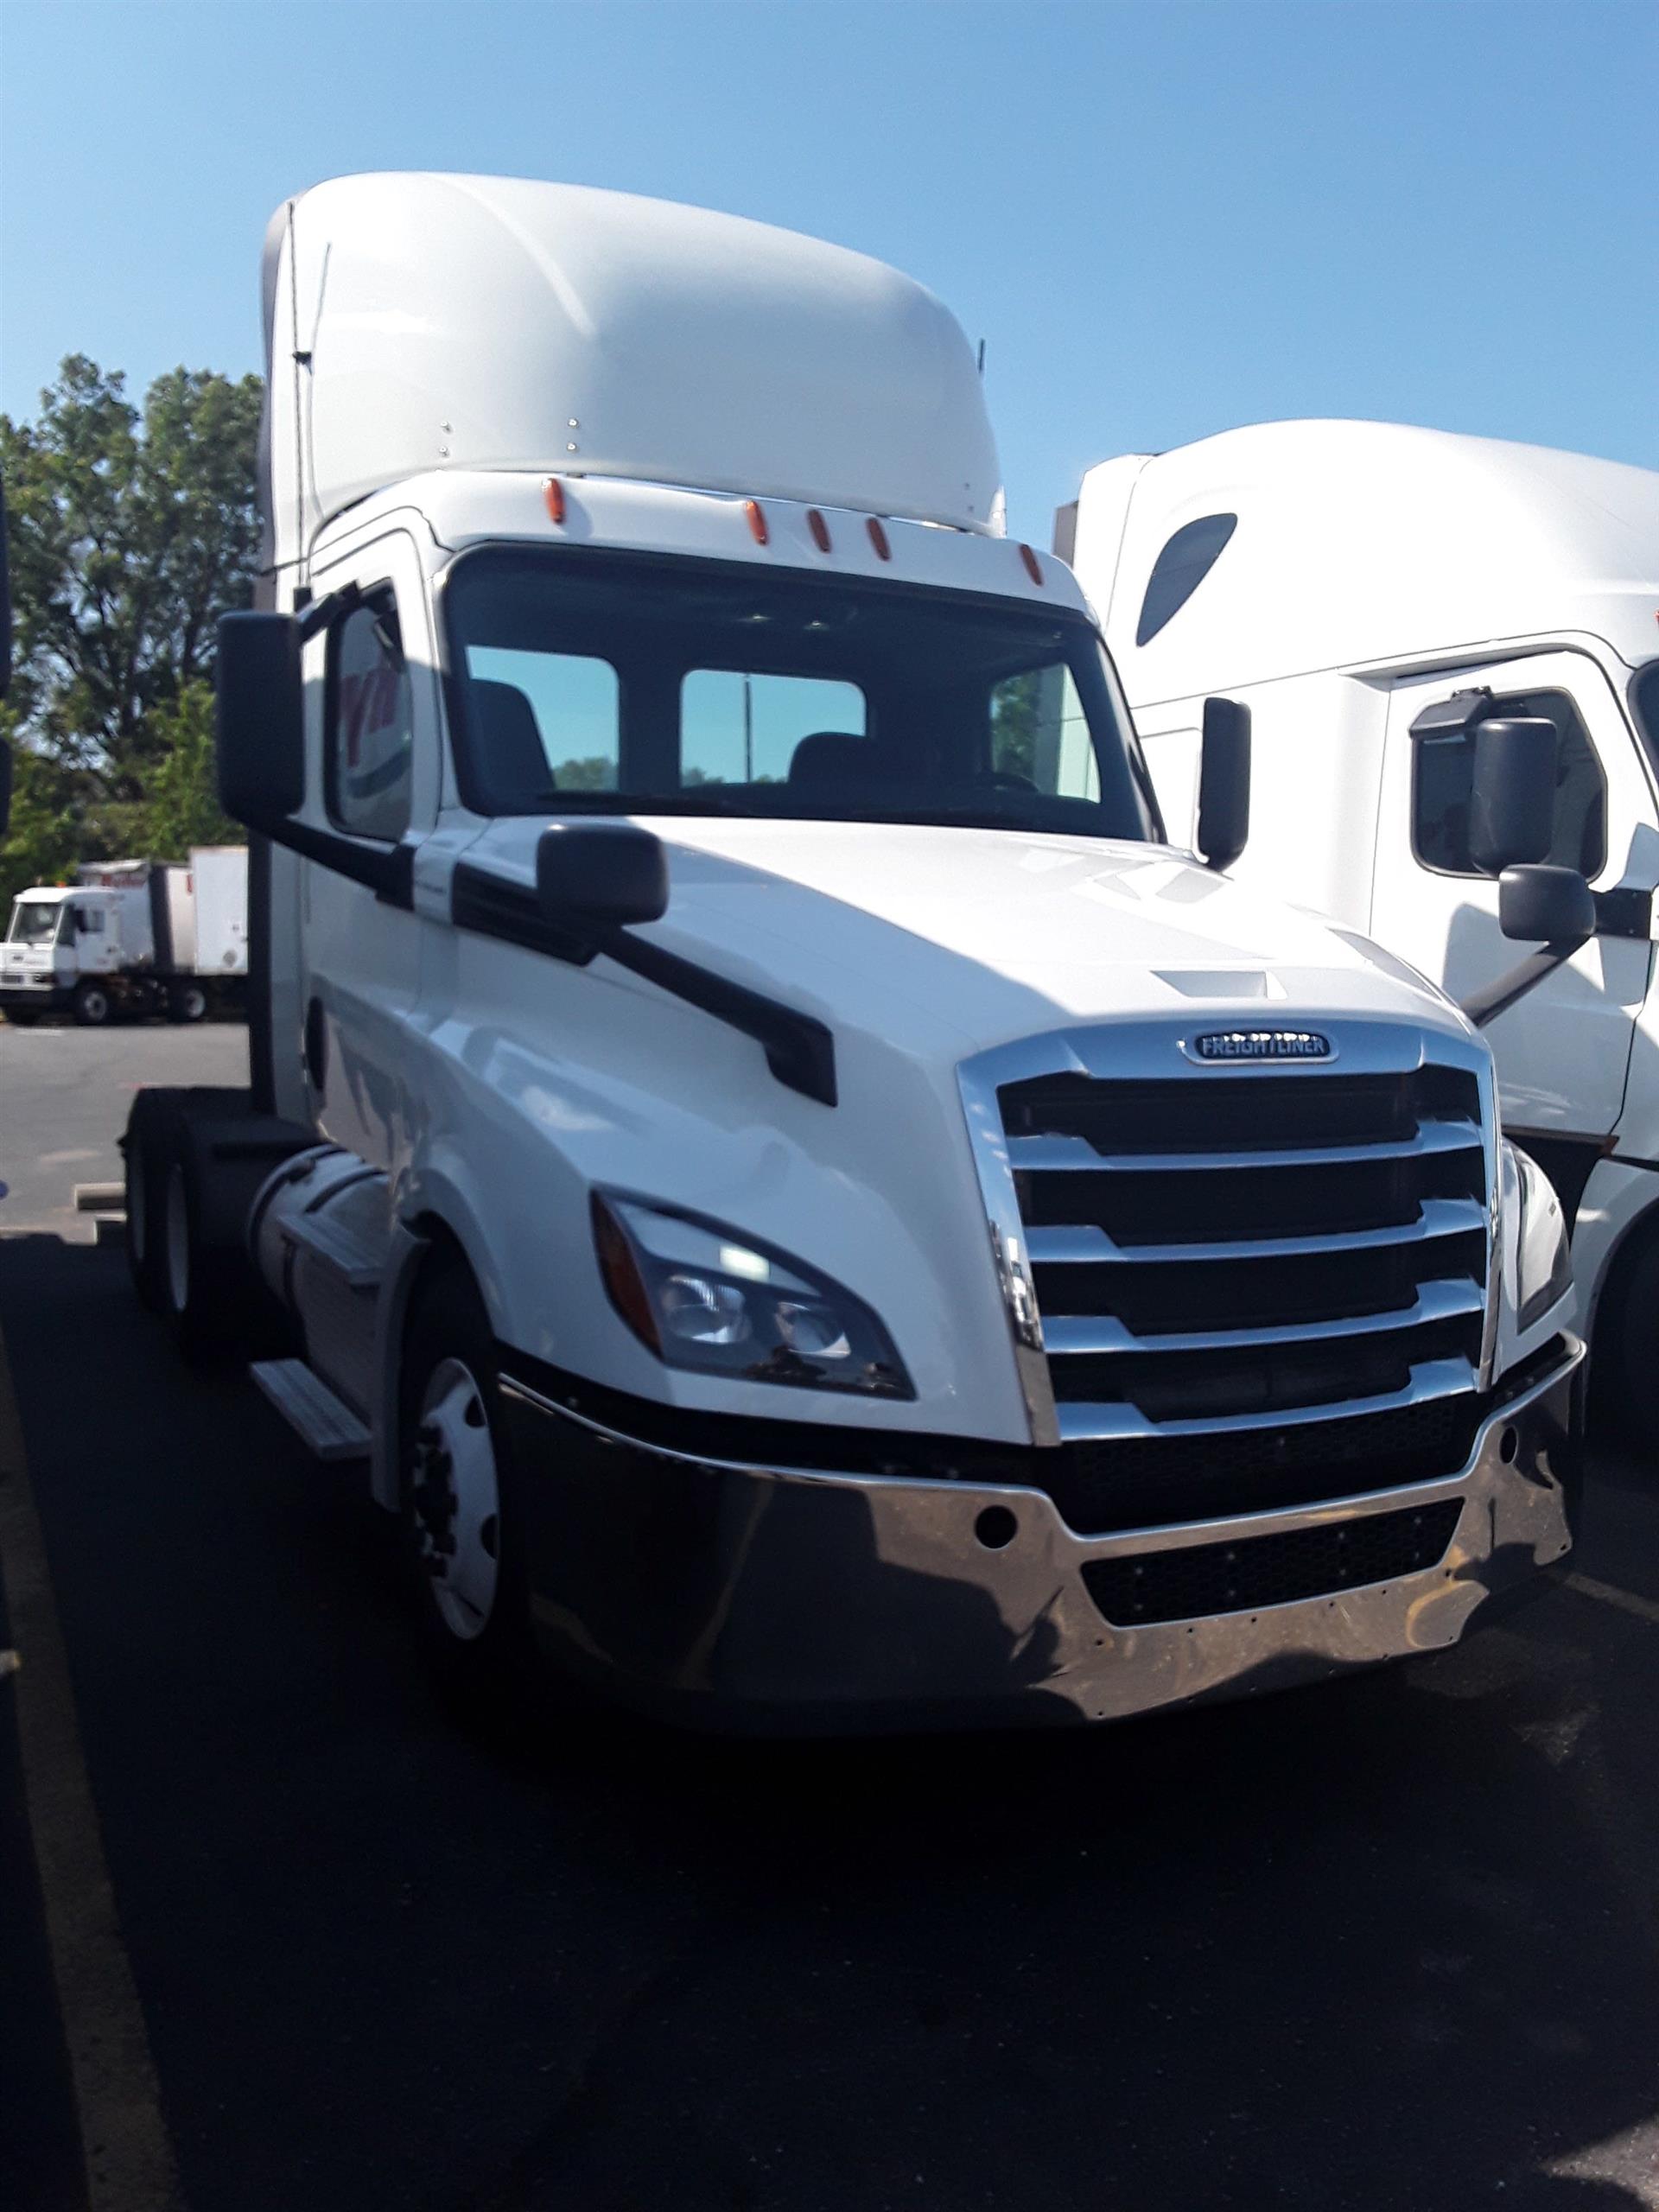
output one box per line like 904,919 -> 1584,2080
2,1029 -> 1657,2212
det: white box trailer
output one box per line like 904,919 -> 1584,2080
113,182 -> 1582,1732
1063,420 -> 1659,1439
0,846 -> 248,1025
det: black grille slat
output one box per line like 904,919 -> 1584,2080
1042,1395 -> 1484,1535
1016,1146 -> 1485,1243
1001,1067 -> 1480,1156
1048,1316 -> 1481,1419
1030,1233 -> 1485,1335
1081,1499 -> 1464,1626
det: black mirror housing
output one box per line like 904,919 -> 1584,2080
537,822 -> 669,931
1470,717 -> 1556,874
217,612 -> 304,830
1197,696 -> 1251,872
1498,863 -> 1595,946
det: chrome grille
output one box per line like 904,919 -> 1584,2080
961,1027 -> 1493,1448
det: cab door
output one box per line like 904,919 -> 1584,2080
296,528 -> 439,1171
1371,650 -> 1656,1138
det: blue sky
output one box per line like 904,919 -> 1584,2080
1,0 -> 1652,543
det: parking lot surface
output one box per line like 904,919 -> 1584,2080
2,1032 -> 1657,2211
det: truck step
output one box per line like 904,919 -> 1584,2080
251,1359 -> 371,1462
279,1207 -> 384,1291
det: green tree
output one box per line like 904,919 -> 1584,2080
0,714 -> 82,908
140,681 -> 236,858
1,355 -> 263,798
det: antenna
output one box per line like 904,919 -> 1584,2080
976,339 -> 986,377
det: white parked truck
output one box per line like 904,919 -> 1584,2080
0,847 -> 248,1026
106,181 -> 1584,1732
1062,421 -> 1659,1440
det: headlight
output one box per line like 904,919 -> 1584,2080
591,1192 -> 914,1399
1503,1141 -> 1572,1331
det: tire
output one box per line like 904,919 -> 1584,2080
73,980 -> 111,1027
1599,1230 -> 1659,1454
397,1262 -> 533,1696
168,982 -> 208,1025
122,1088 -> 186,1313
152,1103 -> 295,1363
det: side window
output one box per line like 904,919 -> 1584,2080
466,645 -> 620,801
1413,688 -> 1607,878
682,671 -> 866,787
1136,514 -> 1237,646
990,664 -> 1100,800
327,592 -> 414,842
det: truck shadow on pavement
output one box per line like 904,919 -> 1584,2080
3,1231 -> 1656,2212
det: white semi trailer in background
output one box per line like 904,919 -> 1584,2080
108,178 -> 1586,1732
1062,422 -> 1659,1440
0,846 -> 248,1026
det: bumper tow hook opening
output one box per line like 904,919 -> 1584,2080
1499,1424 -> 1520,1464
975,1505 -> 1018,1551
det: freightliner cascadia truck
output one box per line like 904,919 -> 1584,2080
113,179 -> 1585,1731
1062,423 -> 1659,1446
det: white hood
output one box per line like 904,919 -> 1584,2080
467,817 -> 1466,1054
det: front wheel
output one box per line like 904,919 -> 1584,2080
73,981 -> 111,1027
398,1264 -> 532,1694
168,982 -> 208,1024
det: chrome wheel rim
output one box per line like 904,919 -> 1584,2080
411,1358 -> 500,1642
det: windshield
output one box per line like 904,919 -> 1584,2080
8,899 -> 66,945
443,549 -> 1162,842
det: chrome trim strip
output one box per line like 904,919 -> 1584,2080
1007,1121 -> 1483,1174
498,1338 -> 1580,1561
1042,1277 -> 1485,1356
1027,1195 -> 1486,1267
1052,1356 -> 1478,1442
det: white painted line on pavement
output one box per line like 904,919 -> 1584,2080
1563,1571 -> 1659,1628
0,1324 -> 185,2211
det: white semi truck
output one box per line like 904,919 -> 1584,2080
105,179 -> 1586,1732
0,847 -> 248,1026
1061,422 -> 1659,1441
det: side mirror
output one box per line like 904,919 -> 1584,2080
217,612 -> 304,830
1498,862 -> 1595,947
1196,696 -> 1250,872
536,822 -> 669,931
1469,718 -> 1556,874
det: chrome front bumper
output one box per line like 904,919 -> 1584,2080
499,1338 -> 1584,1734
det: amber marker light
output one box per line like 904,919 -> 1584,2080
745,499 -> 769,546
1019,543 -> 1044,587
543,477 -> 566,526
868,517 -> 892,561
807,509 -> 832,553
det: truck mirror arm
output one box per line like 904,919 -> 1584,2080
1459,938 -> 1590,1030
449,861 -> 837,1107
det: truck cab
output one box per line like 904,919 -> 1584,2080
124,184 -> 1583,1732
1064,421 -> 1659,1440
1,884 -> 132,1024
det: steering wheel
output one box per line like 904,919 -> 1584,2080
967,769 -> 1039,794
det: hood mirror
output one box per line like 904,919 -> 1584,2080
537,821 -> 669,931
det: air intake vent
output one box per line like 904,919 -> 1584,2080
1082,1498 -> 1464,1626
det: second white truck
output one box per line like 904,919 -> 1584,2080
1063,421 -> 1659,1439
0,846 -> 248,1026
